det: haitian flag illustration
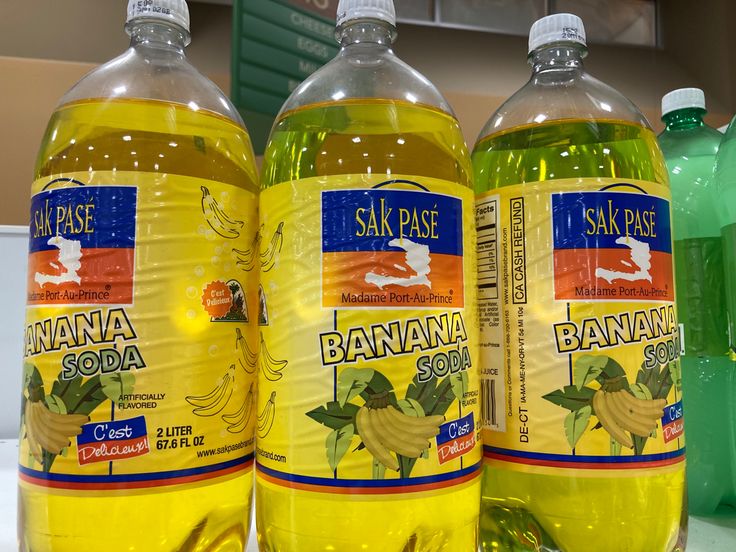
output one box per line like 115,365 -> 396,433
551,187 -> 673,302
27,184 -> 137,306
321,182 -> 465,309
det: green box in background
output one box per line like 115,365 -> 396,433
231,0 -> 338,154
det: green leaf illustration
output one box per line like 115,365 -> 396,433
306,401 -> 360,430
44,395 -> 67,415
668,362 -> 682,393
24,363 -> 45,401
100,372 -> 136,403
406,375 -> 437,406
629,383 -> 653,401
326,423 -> 354,472
542,385 -> 595,412
450,371 -> 469,401
397,398 -> 425,417
636,363 -> 673,400
594,356 -> 629,390
372,456 -> 386,480
360,370 -> 395,400
564,405 -> 591,449
61,376 -> 107,416
337,368 -> 374,407
573,355 -> 607,390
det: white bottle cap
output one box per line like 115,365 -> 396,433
661,88 -> 706,117
127,0 -> 190,33
336,0 -> 396,28
528,13 -> 586,54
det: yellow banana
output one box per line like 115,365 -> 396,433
593,390 -> 633,448
233,227 -> 262,272
223,382 -> 254,433
260,222 -> 284,271
235,328 -> 257,372
257,392 -> 276,438
34,403 -> 86,440
384,406 -> 443,438
24,401 -> 43,464
606,391 -> 658,438
356,407 -> 399,471
201,185 -> 243,239
616,390 -> 667,418
371,408 -> 428,457
30,402 -> 69,454
259,334 -> 287,381
187,373 -> 233,416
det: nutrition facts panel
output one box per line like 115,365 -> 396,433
476,197 -> 499,299
476,195 -> 505,432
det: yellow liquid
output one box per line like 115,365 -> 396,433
258,98 -> 479,551
19,98 -> 259,552
472,119 -> 686,552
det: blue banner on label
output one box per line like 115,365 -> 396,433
321,186 -> 463,256
29,185 -> 137,252
551,190 -> 671,253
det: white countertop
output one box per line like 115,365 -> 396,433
1,439 -> 734,551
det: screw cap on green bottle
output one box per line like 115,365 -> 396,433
126,0 -> 190,33
661,88 -> 706,117
336,0 -> 396,28
528,13 -> 586,54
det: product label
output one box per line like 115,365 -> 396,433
19,172 -> 258,490
256,175 -> 482,494
28,184 -> 137,305
479,180 -> 685,470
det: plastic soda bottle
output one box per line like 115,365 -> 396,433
18,2 -> 259,550
710,114 -> 736,513
472,13 -> 686,552
256,0 -> 482,549
659,87 -> 735,515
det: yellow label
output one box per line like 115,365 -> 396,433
256,174 -> 482,494
19,171 -> 258,490
478,179 -> 685,470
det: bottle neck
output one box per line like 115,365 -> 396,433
663,108 -> 706,131
530,44 -> 586,74
127,21 -> 190,56
338,20 -> 396,50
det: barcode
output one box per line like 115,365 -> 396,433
482,378 -> 496,429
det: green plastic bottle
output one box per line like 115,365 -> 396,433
659,88 -> 736,515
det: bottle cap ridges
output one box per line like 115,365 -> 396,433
528,13 -> 586,54
127,0 -> 190,33
662,88 -> 706,117
336,0 -> 396,28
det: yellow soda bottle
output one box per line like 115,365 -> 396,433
256,0 -> 482,550
18,2 -> 259,550
472,14 -> 686,552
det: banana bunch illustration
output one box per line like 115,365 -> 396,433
232,226 -> 262,271
201,185 -> 244,239
222,382 -> 254,433
24,400 -> 88,462
260,222 -> 284,272
355,406 -> 444,471
593,390 -> 666,449
259,333 -> 288,381
186,370 -> 234,416
257,391 -> 276,438
235,328 -> 257,372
